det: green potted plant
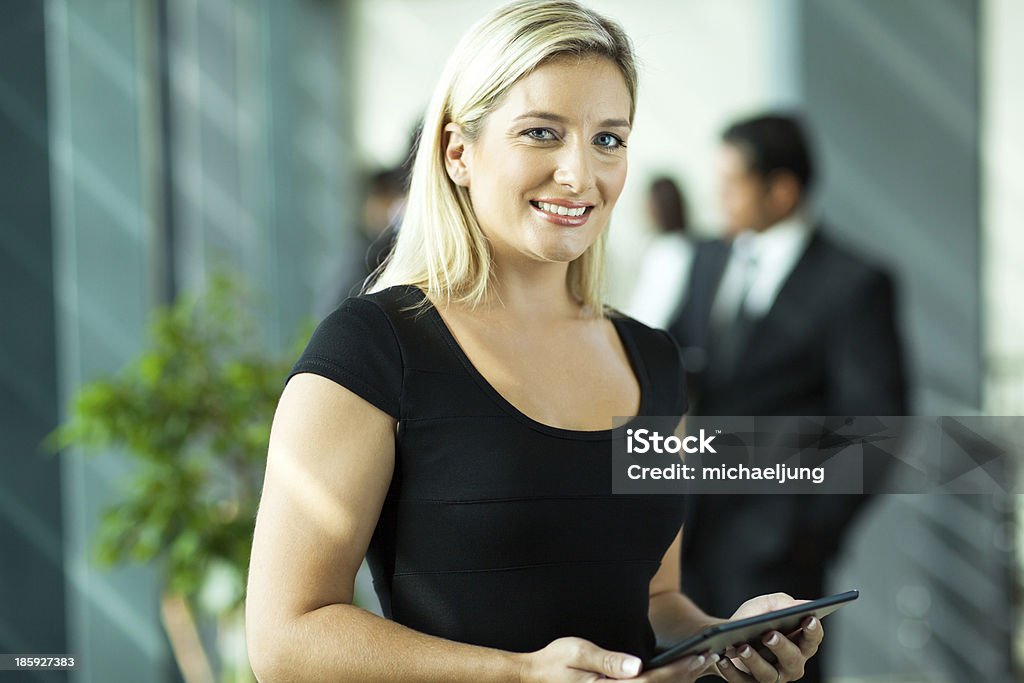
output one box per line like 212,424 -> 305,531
45,270 -> 314,683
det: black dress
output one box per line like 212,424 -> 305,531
286,284 -> 688,660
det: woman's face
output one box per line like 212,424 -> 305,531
446,55 -> 631,267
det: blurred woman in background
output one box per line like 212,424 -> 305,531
627,176 -> 695,329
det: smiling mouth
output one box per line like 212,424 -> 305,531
529,201 -> 593,217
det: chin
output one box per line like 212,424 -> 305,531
534,227 -> 603,261
531,238 -> 592,263
543,249 -> 587,264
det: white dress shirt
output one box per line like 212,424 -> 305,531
710,212 -> 815,331
627,232 -> 695,329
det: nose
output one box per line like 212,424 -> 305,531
553,140 -> 595,195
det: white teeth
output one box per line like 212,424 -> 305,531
535,201 -> 587,217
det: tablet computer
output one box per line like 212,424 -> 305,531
645,589 -> 859,670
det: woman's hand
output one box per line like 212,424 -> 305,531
629,651 -> 722,682
714,592 -> 824,683
517,637 -> 722,683
518,637 -> 641,681
515,637 -> 658,682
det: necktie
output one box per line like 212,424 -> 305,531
710,246 -> 759,381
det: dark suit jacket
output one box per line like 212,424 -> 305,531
669,230 -> 906,418
666,228 -> 907,678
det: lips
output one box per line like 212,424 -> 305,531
529,200 -> 594,227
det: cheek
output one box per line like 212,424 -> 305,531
598,159 -> 628,205
727,187 -> 755,214
723,197 -> 737,216
494,148 -> 550,194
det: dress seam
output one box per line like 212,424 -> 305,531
397,495 -> 653,504
392,558 -> 659,577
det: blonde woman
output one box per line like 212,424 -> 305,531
246,2 -> 824,681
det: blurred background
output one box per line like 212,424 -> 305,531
2,0 -> 1022,681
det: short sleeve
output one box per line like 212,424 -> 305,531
286,297 -> 403,418
653,328 -> 689,417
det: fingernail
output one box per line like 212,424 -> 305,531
741,646 -> 753,659
687,655 -> 706,672
621,657 -> 641,676
718,658 -> 731,671
765,633 -> 780,646
710,653 -> 721,663
807,617 -> 819,631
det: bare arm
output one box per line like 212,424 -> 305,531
647,415 -> 724,647
648,526 -> 725,648
245,373 -> 520,682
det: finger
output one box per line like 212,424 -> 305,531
633,652 -> 721,682
719,647 -> 753,675
567,641 -> 642,679
715,656 -> 755,682
761,630 -> 806,680
732,643 -> 782,683
792,616 -> 824,657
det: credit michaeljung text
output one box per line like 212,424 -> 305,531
625,460 -> 826,485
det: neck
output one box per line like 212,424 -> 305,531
755,205 -> 804,233
483,257 -> 583,321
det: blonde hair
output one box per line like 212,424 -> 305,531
369,0 -> 637,314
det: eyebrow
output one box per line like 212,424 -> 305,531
512,110 -> 631,129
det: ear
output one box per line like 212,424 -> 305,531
443,122 -> 471,188
767,172 -> 802,216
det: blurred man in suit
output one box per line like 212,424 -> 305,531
667,114 -> 907,683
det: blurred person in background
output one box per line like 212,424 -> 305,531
246,2 -> 825,682
316,166 -> 407,317
626,176 -> 695,328
667,113 -> 908,683
360,167 -> 407,276
317,122 -> 421,317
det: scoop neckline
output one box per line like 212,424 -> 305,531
396,285 -> 650,440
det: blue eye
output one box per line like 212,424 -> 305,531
594,133 -> 625,149
524,128 -> 556,141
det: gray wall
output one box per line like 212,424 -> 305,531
46,0 -> 177,680
2,0 -> 356,680
800,0 -> 981,415
164,0 -> 358,349
0,3 -> 68,682
794,1 -> 1015,680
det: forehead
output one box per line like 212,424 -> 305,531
718,143 -> 754,176
492,55 -> 631,122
